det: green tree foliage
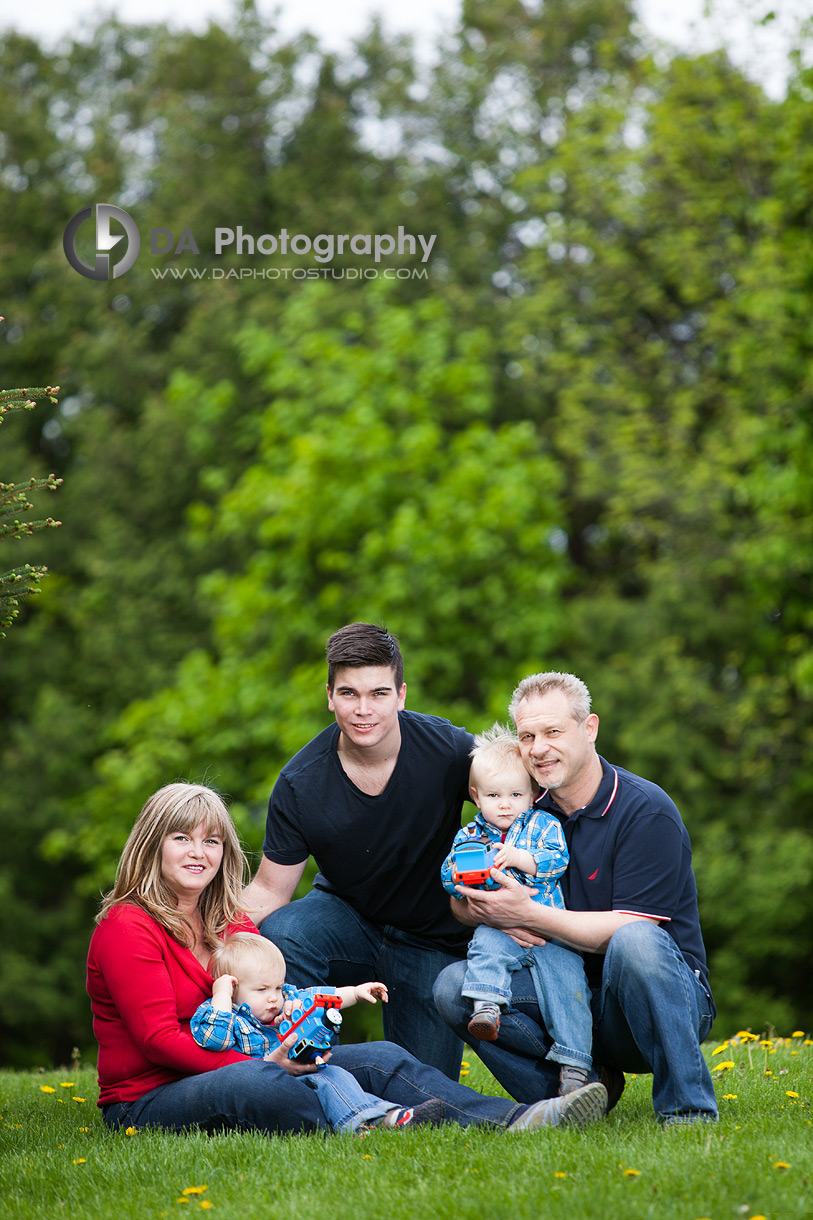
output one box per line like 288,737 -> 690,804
0,0 -> 810,1063
51,284 -> 567,884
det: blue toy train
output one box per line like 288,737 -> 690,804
450,839 -> 501,890
277,992 -> 343,1063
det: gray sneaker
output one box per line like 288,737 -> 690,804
559,1065 -> 589,1096
467,1001 -> 502,1042
507,1082 -> 608,1131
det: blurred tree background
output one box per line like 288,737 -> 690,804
1,0 -> 811,1066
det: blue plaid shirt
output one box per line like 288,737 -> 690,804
440,807 -> 568,908
190,985 -> 336,1058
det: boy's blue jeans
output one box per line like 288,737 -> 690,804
305,1064 -> 394,1132
435,920 -> 718,1122
461,925 -> 592,1069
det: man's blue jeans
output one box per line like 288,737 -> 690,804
434,921 -> 718,1122
462,926 -> 593,1069
260,890 -> 466,1079
101,1043 -> 520,1135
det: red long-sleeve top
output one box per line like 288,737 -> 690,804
87,903 -> 258,1105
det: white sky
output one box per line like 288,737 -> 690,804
2,0 -> 806,98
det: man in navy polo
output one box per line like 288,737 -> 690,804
433,671 -> 718,1126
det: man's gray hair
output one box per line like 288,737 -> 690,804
508,671 -> 592,725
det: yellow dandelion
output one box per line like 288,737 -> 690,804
751,1215 -> 767,1219
39,1085 -> 56,1094
786,1091 -> 799,1099
759,1040 -> 774,1049
623,1168 -> 641,1177
72,1097 -> 86,1103
713,1060 -> 735,1071
805,1040 -> 813,1046
176,1198 -> 190,1205
736,1030 -> 758,1041
554,1171 -> 567,1179
722,1093 -> 738,1100
791,1031 -> 804,1038
78,1127 -> 89,1132
712,1043 -> 731,1055
199,1204 -> 213,1211
182,1187 -> 208,1196
124,1126 -> 138,1135
72,1158 -> 86,1165
363,1154 -> 372,1161
773,1161 -> 791,1170
461,1060 -> 470,1068
60,1082 -> 75,1088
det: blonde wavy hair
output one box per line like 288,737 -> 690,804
96,782 -> 248,950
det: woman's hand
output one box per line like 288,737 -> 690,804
264,1030 -> 329,1075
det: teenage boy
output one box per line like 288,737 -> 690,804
242,623 -> 474,1079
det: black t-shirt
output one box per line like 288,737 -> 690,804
263,710 -> 474,952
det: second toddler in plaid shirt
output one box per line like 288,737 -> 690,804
191,933 -> 445,1132
441,726 -> 593,1096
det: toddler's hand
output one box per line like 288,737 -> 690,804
494,845 -> 518,869
211,974 -> 238,1009
355,981 -> 389,1004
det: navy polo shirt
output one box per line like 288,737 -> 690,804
535,757 -> 713,1007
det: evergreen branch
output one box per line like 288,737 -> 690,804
0,332 -> 63,634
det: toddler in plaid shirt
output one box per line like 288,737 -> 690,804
192,933 -> 444,1132
441,726 -> 593,1096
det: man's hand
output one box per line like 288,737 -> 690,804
211,974 -> 238,1011
455,868 -> 547,941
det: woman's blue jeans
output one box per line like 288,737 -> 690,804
260,889 -> 465,1079
434,920 -> 718,1123
101,1042 -> 520,1135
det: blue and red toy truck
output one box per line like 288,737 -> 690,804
450,839 -> 501,890
277,992 -> 343,1063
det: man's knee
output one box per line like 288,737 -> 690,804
605,919 -> 674,984
259,903 -> 300,947
433,960 -> 469,1025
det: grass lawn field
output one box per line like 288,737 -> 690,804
1,1030 -> 809,1220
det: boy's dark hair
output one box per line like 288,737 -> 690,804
326,622 -> 404,691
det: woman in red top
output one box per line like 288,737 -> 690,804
88,782 -> 596,1135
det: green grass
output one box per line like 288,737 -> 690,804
1,1033 -> 810,1220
